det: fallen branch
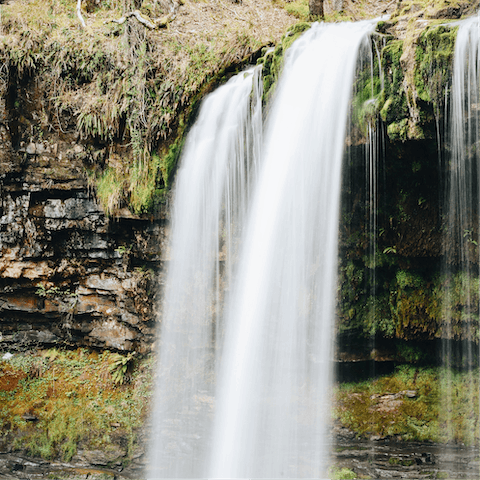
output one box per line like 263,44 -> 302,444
105,10 -> 157,29
104,2 -> 179,29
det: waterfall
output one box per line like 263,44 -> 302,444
443,15 -> 480,447
149,19 -> 377,479
147,67 -> 263,478
210,20 -> 376,478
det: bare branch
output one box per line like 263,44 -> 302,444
104,8 -> 177,29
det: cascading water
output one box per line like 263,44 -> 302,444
210,20 -> 377,478
443,14 -> 480,447
149,18 -> 379,479
147,67 -> 262,478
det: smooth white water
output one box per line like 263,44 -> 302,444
148,67 -> 262,478
210,20 -> 377,478
442,15 -> 480,446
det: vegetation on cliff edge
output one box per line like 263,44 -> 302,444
0,0 -> 296,215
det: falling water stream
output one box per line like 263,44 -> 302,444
148,68 -> 262,477
210,21 -> 377,478
442,14 -> 480,449
149,19 -> 377,478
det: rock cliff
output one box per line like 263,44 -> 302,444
0,92 -> 164,352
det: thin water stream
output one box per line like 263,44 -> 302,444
443,14 -> 480,452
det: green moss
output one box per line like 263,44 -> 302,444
339,263 -> 480,343
415,24 -> 457,108
335,366 -> 441,441
160,137 -> 185,189
351,45 -> 383,133
387,119 -> 408,141
329,466 -> 357,479
283,0 -> 310,21
0,349 -> 153,463
435,272 -> 480,341
379,39 -> 408,130
96,167 -> 125,216
396,270 -> 425,289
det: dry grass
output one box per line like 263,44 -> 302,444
0,0 -> 299,214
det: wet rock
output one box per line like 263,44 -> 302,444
86,274 -> 123,293
81,446 -> 125,466
25,143 -> 36,154
44,198 -> 101,220
88,319 -> 137,350
0,116 -> 161,353
333,439 -> 480,479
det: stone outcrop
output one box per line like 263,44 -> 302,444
0,80 -> 166,353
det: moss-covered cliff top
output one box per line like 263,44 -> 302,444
377,0 -> 480,140
0,0 -> 299,214
0,0 -> 476,214
0,0 -> 399,215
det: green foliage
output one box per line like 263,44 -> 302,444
363,294 -> 396,337
436,272 -> 480,341
115,244 -> 132,256
386,118 -> 408,142
396,342 -> 427,363
108,352 -> 136,385
35,283 -> 77,298
129,151 -> 161,215
391,270 -> 438,340
338,260 -> 471,341
395,270 -> 424,289
78,111 -> 111,141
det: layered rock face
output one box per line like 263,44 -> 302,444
0,79 -> 165,353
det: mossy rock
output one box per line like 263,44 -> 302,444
379,39 -> 409,132
387,119 -> 409,142
415,24 -> 457,107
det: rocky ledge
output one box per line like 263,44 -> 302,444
2,439 -> 479,479
0,81 -> 167,353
